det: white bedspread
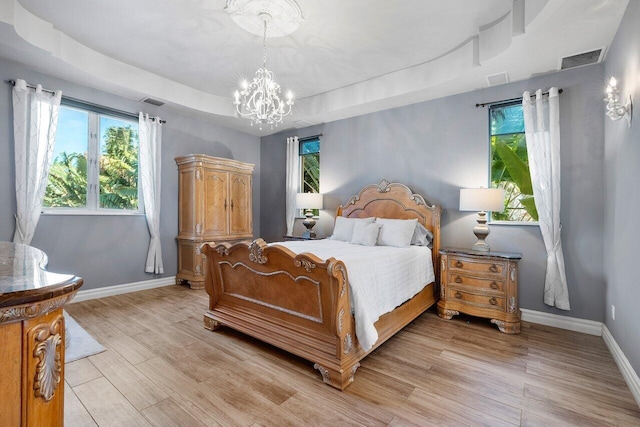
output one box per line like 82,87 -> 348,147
272,240 -> 434,352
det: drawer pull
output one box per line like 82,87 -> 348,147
489,297 -> 498,305
454,276 -> 463,283
489,264 -> 499,273
454,291 -> 462,299
455,260 -> 463,268
490,281 -> 499,290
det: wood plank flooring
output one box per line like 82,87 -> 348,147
63,285 -> 640,426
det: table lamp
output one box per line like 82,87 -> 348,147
459,188 -> 505,252
296,192 -> 323,238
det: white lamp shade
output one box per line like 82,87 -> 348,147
296,192 -> 323,209
459,188 -> 505,212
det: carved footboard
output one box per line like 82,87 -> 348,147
201,239 -> 361,390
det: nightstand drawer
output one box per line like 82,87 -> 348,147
447,273 -> 504,292
447,288 -> 505,311
449,256 -> 505,276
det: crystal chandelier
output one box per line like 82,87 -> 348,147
233,12 -> 294,130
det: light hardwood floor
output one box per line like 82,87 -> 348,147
63,285 -> 640,426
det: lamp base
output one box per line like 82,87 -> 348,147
471,211 -> 491,252
302,209 -> 317,239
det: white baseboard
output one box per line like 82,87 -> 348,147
602,325 -> 640,407
521,308 -> 603,336
70,276 -> 176,303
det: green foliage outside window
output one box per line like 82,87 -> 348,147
99,126 -> 139,209
45,152 -> 88,207
490,103 -> 537,222
300,138 -> 320,216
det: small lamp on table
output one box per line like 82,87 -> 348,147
459,188 -> 505,252
296,192 -> 324,238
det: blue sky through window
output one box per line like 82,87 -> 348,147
490,104 -> 524,136
53,107 -> 88,160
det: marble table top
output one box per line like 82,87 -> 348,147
0,242 -> 83,308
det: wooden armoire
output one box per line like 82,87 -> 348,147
175,154 -> 254,289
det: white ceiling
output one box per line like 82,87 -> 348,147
0,0 -> 629,136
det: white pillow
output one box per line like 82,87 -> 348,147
375,218 -> 418,248
351,222 -> 383,246
411,222 -> 434,246
330,217 -> 375,242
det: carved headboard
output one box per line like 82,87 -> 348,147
336,179 -> 442,281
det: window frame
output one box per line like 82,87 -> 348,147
297,136 -> 320,218
488,101 -> 538,226
42,99 -> 143,216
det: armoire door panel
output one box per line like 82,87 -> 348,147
203,170 -> 228,237
229,173 -> 252,236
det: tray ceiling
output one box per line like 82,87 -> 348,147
0,0 -> 629,135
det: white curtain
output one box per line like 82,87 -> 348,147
12,79 -> 62,245
522,87 -> 570,310
285,136 -> 299,235
139,113 -> 164,274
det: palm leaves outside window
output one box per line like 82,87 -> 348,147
300,137 -> 320,216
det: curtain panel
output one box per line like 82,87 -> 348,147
139,113 -> 164,274
522,87 -> 570,310
12,79 -> 62,245
285,136 -> 300,235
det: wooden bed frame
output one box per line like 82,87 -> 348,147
201,179 -> 441,390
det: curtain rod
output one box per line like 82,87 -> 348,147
299,133 -> 323,142
5,79 -> 166,123
475,88 -> 564,108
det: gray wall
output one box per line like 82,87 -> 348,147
261,64 -> 606,322
604,1 -> 640,376
0,58 -> 261,290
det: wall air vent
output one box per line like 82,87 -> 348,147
486,72 -> 509,87
559,48 -> 605,70
141,97 -> 165,107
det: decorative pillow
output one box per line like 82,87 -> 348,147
411,222 -> 434,246
351,222 -> 383,246
375,218 -> 418,248
330,217 -> 375,242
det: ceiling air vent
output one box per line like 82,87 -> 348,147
486,72 -> 509,87
140,97 -> 165,107
559,48 -> 605,70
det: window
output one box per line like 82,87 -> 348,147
299,137 -> 320,215
489,103 -> 537,222
44,100 -> 140,213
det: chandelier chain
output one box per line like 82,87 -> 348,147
262,19 -> 267,69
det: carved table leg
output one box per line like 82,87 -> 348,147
490,319 -> 521,334
313,362 -> 360,390
203,315 -> 220,331
437,306 -> 459,320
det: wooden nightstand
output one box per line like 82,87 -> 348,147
282,235 -> 322,241
437,247 -> 522,334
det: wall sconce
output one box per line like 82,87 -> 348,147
605,77 -> 632,127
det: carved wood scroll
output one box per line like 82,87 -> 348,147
32,316 -> 64,402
